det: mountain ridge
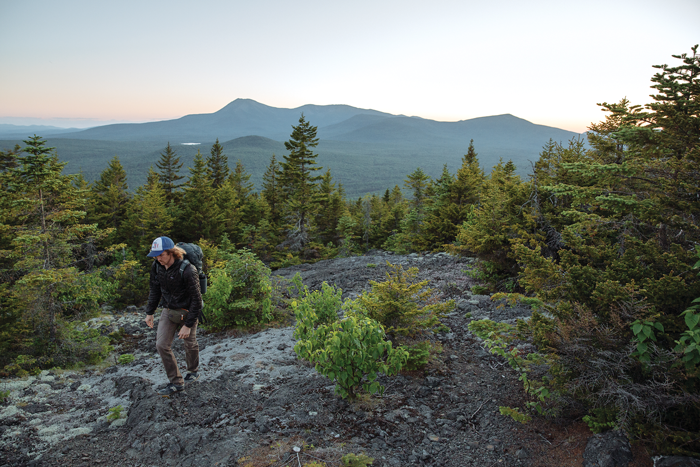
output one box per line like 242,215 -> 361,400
0,99 -> 585,197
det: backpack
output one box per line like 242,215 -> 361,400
176,242 -> 207,295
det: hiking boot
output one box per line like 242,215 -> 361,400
158,383 -> 184,396
184,372 -> 199,383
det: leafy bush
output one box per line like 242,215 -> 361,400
205,248 -> 273,328
356,263 -> 454,338
293,285 -> 408,399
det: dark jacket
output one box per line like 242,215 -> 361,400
146,259 -> 202,328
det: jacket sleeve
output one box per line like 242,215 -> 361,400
184,264 -> 202,328
145,261 -> 162,315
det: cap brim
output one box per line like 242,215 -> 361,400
147,250 -> 163,257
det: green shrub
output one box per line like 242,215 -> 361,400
108,328 -> 125,344
3,355 -> 40,377
107,405 -> 123,421
0,390 -> 10,403
108,253 -> 149,307
3,267 -> 116,370
583,408 -> 618,433
399,341 -> 432,371
341,453 -> 374,466
117,354 -> 135,365
356,263 -> 454,338
205,248 -> 273,329
301,282 -> 342,327
294,297 -> 408,399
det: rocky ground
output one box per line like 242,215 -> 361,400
0,252 -> 657,466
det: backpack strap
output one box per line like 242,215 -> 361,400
179,259 -> 192,280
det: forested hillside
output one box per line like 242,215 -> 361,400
0,101 -> 581,196
1,46 -> 699,457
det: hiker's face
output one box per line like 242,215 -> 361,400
156,251 -> 174,268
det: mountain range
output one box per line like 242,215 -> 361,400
0,99 -> 585,197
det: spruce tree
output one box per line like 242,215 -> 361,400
180,150 -> 222,242
1,136 -> 114,368
314,169 -> 344,245
89,156 -> 130,242
452,139 -> 484,207
215,175 -> 242,244
123,167 -> 174,255
155,142 -> 184,202
278,114 -> 323,251
261,154 -> 283,235
207,138 -> 229,188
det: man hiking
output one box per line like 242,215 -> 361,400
144,236 -> 202,395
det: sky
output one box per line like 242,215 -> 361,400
0,0 -> 697,133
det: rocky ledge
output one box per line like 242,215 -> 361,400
0,252 -> 660,466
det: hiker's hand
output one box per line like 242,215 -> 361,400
178,326 -> 191,339
145,315 -> 154,329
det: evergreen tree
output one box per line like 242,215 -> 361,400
261,154 -> 283,232
123,167 -> 174,255
88,156 -> 130,242
404,167 -> 431,212
230,160 -> 254,200
452,139 -> 484,207
155,142 -> 184,202
206,139 -> 229,188
314,169 -> 344,245
0,144 -> 20,172
0,136 -> 114,368
278,115 -> 323,251
180,150 -> 222,242
420,165 -> 466,250
215,176 -> 242,244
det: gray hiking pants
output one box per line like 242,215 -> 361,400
156,309 -> 199,386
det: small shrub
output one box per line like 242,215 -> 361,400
108,328 -> 125,344
400,341 -> 432,371
357,263 -> 454,338
205,248 -> 274,329
0,390 -> 10,403
471,285 -> 489,295
117,354 -> 135,365
366,263 -> 377,268
107,405 -> 123,421
341,453 -> 374,466
294,299 -> 408,399
583,407 -> 618,433
3,355 -> 40,377
301,282 -> 343,327
499,406 -> 532,424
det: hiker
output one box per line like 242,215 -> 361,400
144,236 -> 202,395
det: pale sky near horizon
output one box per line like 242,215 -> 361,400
0,0 -> 697,133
